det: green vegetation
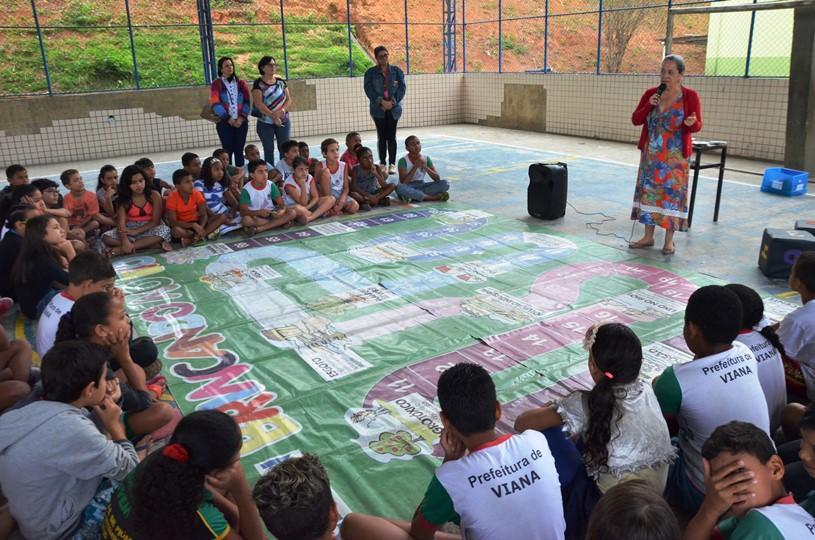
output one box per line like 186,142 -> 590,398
0,13 -> 374,95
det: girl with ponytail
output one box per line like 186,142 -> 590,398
102,410 -> 265,540
725,283 -> 786,433
515,322 -> 674,539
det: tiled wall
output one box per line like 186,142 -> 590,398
0,72 -> 786,166
463,73 -> 788,162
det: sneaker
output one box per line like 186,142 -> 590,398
398,193 -> 411,203
360,202 -> 372,212
439,192 -> 450,202
0,297 -> 12,318
388,164 -> 396,175
380,197 -> 392,207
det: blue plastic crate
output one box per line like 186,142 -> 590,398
761,167 -> 809,196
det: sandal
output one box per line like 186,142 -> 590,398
628,239 -> 655,249
661,244 -> 676,256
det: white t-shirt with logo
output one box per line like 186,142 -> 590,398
36,292 -> 76,357
320,160 -> 346,198
778,299 -> 815,400
654,341 -> 770,492
274,159 -> 293,180
282,175 -> 314,206
416,430 -> 565,540
736,330 -> 786,432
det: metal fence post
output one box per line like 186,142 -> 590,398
596,0 -> 603,74
745,0 -> 758,77
346,0 -> 353,76
280,0 -> 289,79
404,0 -> 410,74
462,0 -> 467,72
544,0 -> 549,72
30,0 -> 53,95
124,0 -> 141,89
498,0 -> 503,72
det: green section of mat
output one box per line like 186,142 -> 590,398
116,204 -> 793,520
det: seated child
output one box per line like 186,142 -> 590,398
778,252 -> 815,401
0,341 -> 139,540
318,138 -> 359,216
61,168 -> 102,236
282,156 -> 335,224
0,324 -> 32,414
396,135 -> 450,202
514,322 -> 675,539
36,250 -> 117,357
134,157 -> 172,194
55,291 -> 174,437
341,363 -> 566,540
725,283 -> 786,434
585,480 -> 681,540
195,158 -> 242,235
102,410 -> 265,540
11,214 -> 74,319
654,285 -> 770,515
213,148 -> 244,185
274,139 -> 300,181
350,146 -> 396,210
340,131 -> 362,169
32,178 -> 88,249
779,403 -> 815,502
253,454 -> 340,540
0,164 -> 28,227
95,165 -> 119,227
101,165 -> 173,256
244,143 -> 261,165
685,421 -> 815,539
239,159 -> 297,236
0,205 -> 37,299
298,141 -> 318,177
166,169 -> 226,246
182,152 -> 202,180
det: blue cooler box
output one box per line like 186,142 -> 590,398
761,167 -> 809,196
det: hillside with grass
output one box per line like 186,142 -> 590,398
1,0 -> 707,95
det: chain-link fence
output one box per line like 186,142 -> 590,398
0,0 -> 793,96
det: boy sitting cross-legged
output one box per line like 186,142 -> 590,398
396,135 -> 450,203
654,285 -> 771,515
685,421 -> 815,539
165,169 -> 226,246
239,159 -> 297,236
341,362 -> 566,540
0,341 -> 139,540
350,146 -> 396,211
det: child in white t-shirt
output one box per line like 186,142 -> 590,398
778,252 -> 815,400
282,157 -> 335,225
318,138 -> 359,216
239,160 -> 297,236
725,283 -> 786,434
653,285 -> 770,515
341,363 -> 565,540
36,251 -> 117,358
515,322 -> 675,539
396,135 -> 450,203
274,140 -> 299,181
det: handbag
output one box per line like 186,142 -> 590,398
200,103 -> 221,123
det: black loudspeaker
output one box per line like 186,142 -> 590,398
528,162 -> 568,220
795,220 -> 815,235
758,228 -> 815,278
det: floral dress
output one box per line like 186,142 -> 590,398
631,93 -> 689,231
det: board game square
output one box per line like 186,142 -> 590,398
224,238 -> 262,251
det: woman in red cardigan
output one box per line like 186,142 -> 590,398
629,55 -> 702,256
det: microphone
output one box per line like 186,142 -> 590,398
656,83 -> 667,96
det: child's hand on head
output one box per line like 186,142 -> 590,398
106,377 -> 122,403
206,459 -> 245,495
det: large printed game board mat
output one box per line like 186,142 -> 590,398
115,205 -> 800,519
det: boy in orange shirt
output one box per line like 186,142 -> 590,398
60,169 -> 101,237
165,169 -> 226,246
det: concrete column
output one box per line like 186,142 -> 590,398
785,6 -> 815,175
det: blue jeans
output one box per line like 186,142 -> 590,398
215,120 -> 249,167
395,180 -> 450,202
256,119 -> 291,163
666,440 -> 705,515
